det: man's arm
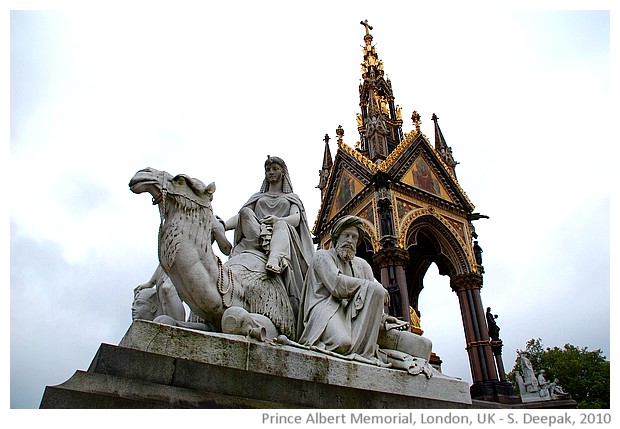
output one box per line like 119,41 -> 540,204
313,251 -> 368,300
134,265 -> 161,294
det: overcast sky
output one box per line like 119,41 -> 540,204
5,0 -> 615,415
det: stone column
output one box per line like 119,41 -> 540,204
454,285 -> 484,382
373,245 -> 410,321
450,273 -> 498,384
471,285 -> 499,382
451,273 -> 518,403
492,340 -> 508,382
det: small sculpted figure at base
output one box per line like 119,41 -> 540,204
297,215 -> 433,375
132,237 -> 234,331
131,288 -> 162,322
134,265 -> 186,322
221,306 -> 279,341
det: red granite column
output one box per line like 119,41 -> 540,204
374,246 -> 410,320
450,273 -> 498,384
394,264 -> 410,319
471,286 -> 499,381
453,284 -> 484,382
494,343 -> 508,382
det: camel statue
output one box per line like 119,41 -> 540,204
129,167 -> 295,339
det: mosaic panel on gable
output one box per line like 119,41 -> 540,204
330,169 -> 366,220
401,157 -> 454,203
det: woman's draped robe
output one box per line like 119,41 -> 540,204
227,191 -> 314,339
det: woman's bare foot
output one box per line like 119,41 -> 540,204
265,253 -> 283,274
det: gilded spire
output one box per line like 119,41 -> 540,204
359,20 -> 384,81
357,20 -> 403,162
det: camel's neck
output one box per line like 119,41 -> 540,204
158,194 -> 216,269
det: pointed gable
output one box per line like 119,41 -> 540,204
332,169 -> 365,212
401,156 -> 454,202
382,131 -> 474,213
313,139 -> 376,238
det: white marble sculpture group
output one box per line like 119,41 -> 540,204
515,351 -> 569,403
129,156 -> 433,376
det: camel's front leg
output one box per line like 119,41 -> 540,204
166,244 -> 224,329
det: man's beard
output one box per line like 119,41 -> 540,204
336,245 -> 355,262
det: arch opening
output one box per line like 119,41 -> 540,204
418,262 -> 471,383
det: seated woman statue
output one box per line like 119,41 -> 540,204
223,155 -> 315,321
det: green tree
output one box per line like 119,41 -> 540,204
507,338 -> 610,408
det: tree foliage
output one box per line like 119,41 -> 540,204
507,338 -> 610,409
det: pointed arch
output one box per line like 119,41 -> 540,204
399,208 -> 475,275
398,210 -> 474,314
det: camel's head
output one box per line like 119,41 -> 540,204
129,167 -> 215,207
129,167 -> 173,199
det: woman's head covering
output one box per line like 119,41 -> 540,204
260,155 -> 294,193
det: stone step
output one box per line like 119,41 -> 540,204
40,320 -> 474,409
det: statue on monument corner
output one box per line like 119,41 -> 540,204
537,370 -> 568,398
515,350 -> 570,402
296,215 -> 434,376
387,277 -> 402,318
518,351 -> 539,392
486,306 -> 500,341
379,206 -> 394,236
473,240 -> 483,266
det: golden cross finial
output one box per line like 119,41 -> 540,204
360,19 -> 373,36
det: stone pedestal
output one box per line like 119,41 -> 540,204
41,320 -> 472,409
470,381 -> 521,405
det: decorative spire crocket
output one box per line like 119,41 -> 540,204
317,133 -> 333,195
431,113 -> 458,175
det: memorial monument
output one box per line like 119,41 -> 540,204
39,20 -> 547,409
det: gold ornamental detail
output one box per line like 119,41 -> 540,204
377,130 -> 418,172
338,139 -> 378,173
